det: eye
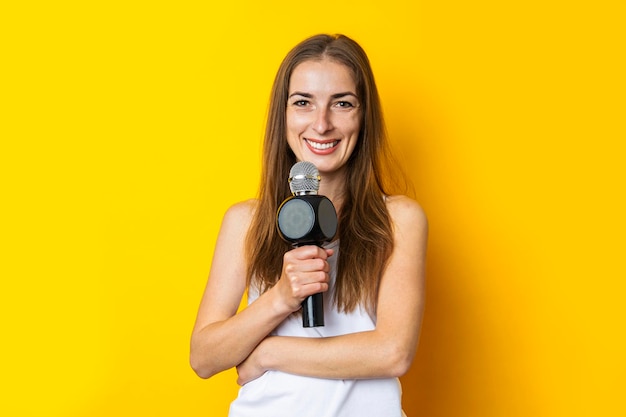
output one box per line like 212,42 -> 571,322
333,100 -> 357,110
292,99 -> 310,107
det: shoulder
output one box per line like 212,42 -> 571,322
384,195 -> 428,231
219,199 -> 259,237
223,199 -> 258,222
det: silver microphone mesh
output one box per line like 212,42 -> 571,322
289,161 -> 320,195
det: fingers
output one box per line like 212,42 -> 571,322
284,246 -> 332,275
289,245 -> 333,261
285,257 -> 329,275
277,246 -> 333,311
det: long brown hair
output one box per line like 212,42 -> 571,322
245,34 -> 404,313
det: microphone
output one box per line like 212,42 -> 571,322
276,161 -> 338,327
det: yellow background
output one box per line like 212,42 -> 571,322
2,1 -> 624,416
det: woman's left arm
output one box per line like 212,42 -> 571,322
237,195 -> 428,384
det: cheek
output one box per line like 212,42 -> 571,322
286,112 -> 311,130
342,117 -> 361,146
286,112 -> 306,135
285,116 -> 302,151
344,116 -> 362,138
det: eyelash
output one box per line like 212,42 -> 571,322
291,100 -> 355,108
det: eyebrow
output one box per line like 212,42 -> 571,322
288,91 -> 359,99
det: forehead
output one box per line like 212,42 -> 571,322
289,59 -> 356,93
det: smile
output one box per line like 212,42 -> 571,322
305,139 -> 339,150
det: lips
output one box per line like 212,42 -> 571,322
305,139 -> 339,152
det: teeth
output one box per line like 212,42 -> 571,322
307,140 -> 338,150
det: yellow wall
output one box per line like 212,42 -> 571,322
2,1 -> 624,416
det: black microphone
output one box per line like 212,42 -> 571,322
276,161 -> 338,327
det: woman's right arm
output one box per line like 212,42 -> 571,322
190,200 -> 332,379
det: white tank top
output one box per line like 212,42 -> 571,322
228,240 -> 404,417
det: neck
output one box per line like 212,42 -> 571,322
318,167 -> 348,215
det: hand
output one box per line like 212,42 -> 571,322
236,338 -> 269,386
274,245 -> 333,313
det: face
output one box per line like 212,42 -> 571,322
286,58 -> 361,177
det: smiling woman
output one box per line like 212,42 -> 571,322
286,60 -> 361,173
190,34 -> 427,417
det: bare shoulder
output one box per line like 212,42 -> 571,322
219,198 -> 259,233
223,199 -> 258,225
214,199 -> 259,245
385,195 -> 428,232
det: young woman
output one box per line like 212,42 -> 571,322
190,34 -> 428,417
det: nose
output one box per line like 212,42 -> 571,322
312,108 -> 333,134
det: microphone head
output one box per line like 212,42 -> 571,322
289,161 -> 320,195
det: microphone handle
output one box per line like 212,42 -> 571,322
296,241 -> 324,327
302,292 -> 324,327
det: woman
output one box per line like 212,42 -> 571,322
190,34 -> 428,416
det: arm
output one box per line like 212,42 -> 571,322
237,195 -> 428,383
190,200 -> 334,379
